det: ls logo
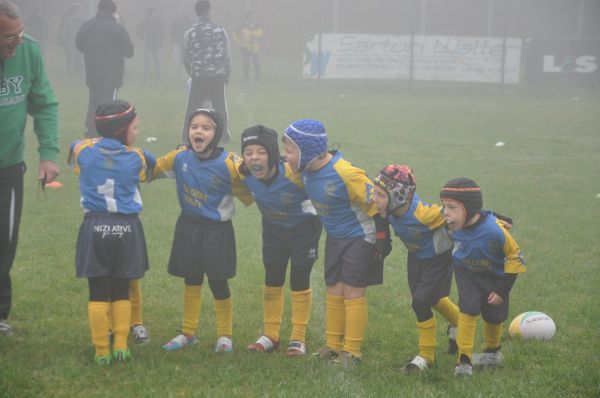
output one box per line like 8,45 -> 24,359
543,55 -> 597,73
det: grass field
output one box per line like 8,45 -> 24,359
1,59 -> 600,397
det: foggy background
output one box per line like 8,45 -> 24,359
12,0 -> 600,84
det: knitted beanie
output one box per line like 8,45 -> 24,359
98,0 -> 117,14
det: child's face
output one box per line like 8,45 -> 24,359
373,184 -> 389,217
441,199 -> 466,231
124,116 -> 140,146
282,138 -> 300,172
243,144 -> 272,179
188,114 -> 216,153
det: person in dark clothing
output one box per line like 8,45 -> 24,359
136,8 -> 164,82
56,2 -> 84,77
75,0 -> 134,138
181,0 -> 231,144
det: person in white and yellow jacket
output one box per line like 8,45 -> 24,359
233,11 -> 262,82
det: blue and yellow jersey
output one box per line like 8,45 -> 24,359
242,162 -> 317,228
449,211 -> 526,276
303,151 -> 378,242
389,193 -> 452,259
69,138 -> 156,214
154,147 -> 253,221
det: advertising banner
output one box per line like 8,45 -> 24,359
524,39 -> 600,86
303,34 -> 522,83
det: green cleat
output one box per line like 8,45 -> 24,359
95,355 -> 112,366
113,348 -> 132,363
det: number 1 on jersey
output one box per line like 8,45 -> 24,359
98,179 -> 118,212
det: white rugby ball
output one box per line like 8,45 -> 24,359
509,311 -> 556,341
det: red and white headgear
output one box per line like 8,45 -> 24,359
374,164 -> 416,213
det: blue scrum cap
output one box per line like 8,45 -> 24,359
283,119 -> 327,171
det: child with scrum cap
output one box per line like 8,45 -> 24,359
69,99 -> 155,365
155,108 -> 252,353
239,125 -> 322,356
439,178 -> 525,376
282,119 -> 391,367
372,164 -> 459,372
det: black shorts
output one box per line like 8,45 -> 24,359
454,266 -> 510,324
407,250 -> 453,305
168,213 -> 236,281
76,213 -> 149,279
262,216 -> 322,268
324,236 -> 383,288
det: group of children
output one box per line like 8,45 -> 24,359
68,99 -> 526,376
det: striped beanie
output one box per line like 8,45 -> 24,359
439,177 -> 483,222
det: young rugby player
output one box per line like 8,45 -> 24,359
128,279 -> 150,343
440,178 -> 526,376
69,100 -> 155,365
372,164 -> 459,372
155,109 -> 252,353
239,125 -> 322,356
282,119 -> 391,367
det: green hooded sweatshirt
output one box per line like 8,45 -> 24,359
0,33 -> 58,169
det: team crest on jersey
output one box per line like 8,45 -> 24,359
182,162 -> 189,173
324,181 -> 336,197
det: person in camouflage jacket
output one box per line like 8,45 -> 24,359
181,1 -> 231,144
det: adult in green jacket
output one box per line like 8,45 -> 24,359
0,0 -> 59,336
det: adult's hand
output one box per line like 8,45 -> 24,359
38,160 -> 60,183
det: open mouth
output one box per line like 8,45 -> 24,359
250,164 -> 264,172
192,136 -> 204,144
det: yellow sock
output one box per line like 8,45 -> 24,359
182,284 -> 202,336
263,286 -> 284,341
433,296 -> 459,326
483,321 -> 503,350
214,297 -> 233,337
88,301 -> 111,357
325,294 -> 346,351
343,297 -> 368,357
110,300 -> 132,351
290,289 -> 312,343
457,312 -> 479,362
416,317 -> 437,364
129,279 -> 143,326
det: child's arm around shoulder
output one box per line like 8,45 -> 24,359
226,152 -> 254,206
128,146 -> 156,183
335,160 -> 379,217
414,200 -> 446,230
152,146 -> 187,180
